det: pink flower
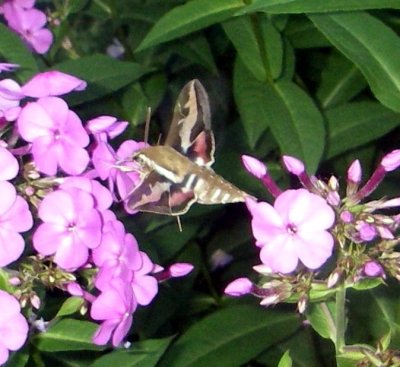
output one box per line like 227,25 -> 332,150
0,181 -> 33,266
246,189 -> 335,273
381,149 -> 400,172
33,188 -> 102,269
0,290 -> 28,365
91,279 -> 136,347
3,3 -> 53,54
363,261 -> 384,277
93,220 -> 143,289
282,155 -> 305,175
168,263 -> 194,277
22,71 -> 87,98
17,97 -> 90,175
0,79 -> 24,121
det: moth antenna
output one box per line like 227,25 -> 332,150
156,133 -> 162,145
144,107 -> 151,144
176,215 -> 183,232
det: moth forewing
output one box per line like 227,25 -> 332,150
127,79 -> 249,216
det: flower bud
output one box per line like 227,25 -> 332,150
224,278 -> 253,296
381,149 -> 400,172
241,155 -> 267,179
282,155 -> 305,175
347,160 -> 362,183
169,263 -> 194,277
363,261 -> 385,278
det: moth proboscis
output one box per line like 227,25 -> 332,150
127,79 -> 251,216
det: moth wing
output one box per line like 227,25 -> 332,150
164,79 -> 215,167
126,172 -> 196,216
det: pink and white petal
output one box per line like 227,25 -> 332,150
259,235 -> 299,274
58,143 -> 89,175
0,344 -> 9,365
37,97 -> 68,126
31,136 -> 59,175
74,212 -> 102,250
22,71 -> 86,98
131,275 -> 158,306
123,234 -> 142,271
38,190 -> 75,224
0,290 -> 21,321
92,320 -> 117,345
299,199 -> 336,232
297,231 -> 334,270
0,181 -> 16,216
54,240 -> 89,269
91,289 -> 124,320
17,102 -> 54,141
33,223 -> 68,255
0,196 -> 33,232
0,229 -> 25,266
29,28 -> 53,54
1,313 -> 28,350
20,8 -> 47,30
0,146 -> 19,181
112,315 -> 132,347
63,110 -> 89,147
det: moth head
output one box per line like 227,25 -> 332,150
132,151 -> 152,169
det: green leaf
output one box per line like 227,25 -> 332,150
233,58 -> 271,147
55,297 -> 84,318
238,0 -> 400,15
0,24 -> 38,81
278,350 -> 293,367
53,54 -> 149,105
317,52 -> 367,109
234,59 -> 324,172
172,35 -> 218,74
91,337 -> 173,367
33,319 -> 104,352
306,302 -> 336,342
223,16 -> 267,81
158,305 -> 299,367
325,102 -> 400,159
310,12 -> 400,113
136,0 -> 245,51
261,16 -> 283,80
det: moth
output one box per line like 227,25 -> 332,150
127,79 -> 249,216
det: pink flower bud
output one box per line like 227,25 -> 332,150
67,282 -> 84,297
241,155 -> 266,179
340,210 -> 353,223
347,160 -> 362,183
169,263 -> 194,277
224,278 -> 253,296
30,294 -> 41,309
358,222 -> 377,241
282,155 -> 305,175
363,261 -> 385,277
381,149 -> 400,172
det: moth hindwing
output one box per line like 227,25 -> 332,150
127,79 -> 248,216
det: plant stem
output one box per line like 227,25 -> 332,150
335,285 -> 346,354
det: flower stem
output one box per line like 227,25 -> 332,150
335,285 -> 346,354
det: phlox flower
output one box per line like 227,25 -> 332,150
0,181 -> 33,266
0,290 -> 29,365
22,71 -> 87,98
91,279 -> 136,347
17,96 -> 90,175
0,78 -> 24,121
86,115 -> 128,142
33,188 -> 102,269
246,189 -> 335,273
93,219 -> 143,289
2,2 -> 53,54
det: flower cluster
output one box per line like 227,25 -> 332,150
225,152 -> 400,311
0,66 -> 193,364
0,0 -> 53,54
